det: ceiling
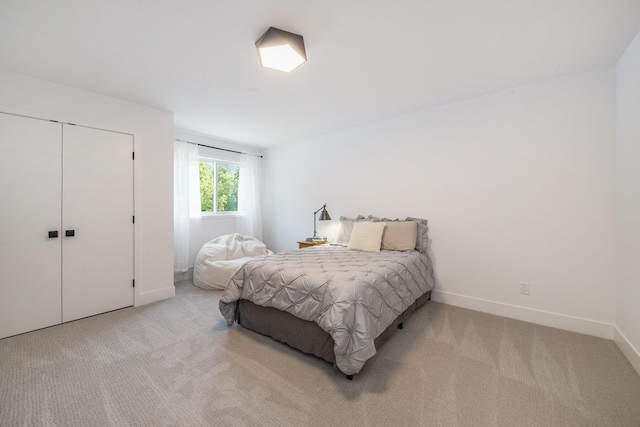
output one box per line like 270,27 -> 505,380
1,0 -> 640,148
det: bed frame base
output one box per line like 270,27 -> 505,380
236,290 -> 431,379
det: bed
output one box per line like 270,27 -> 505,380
219,216 -> 435,378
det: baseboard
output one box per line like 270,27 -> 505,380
431,290 -> 614,339
135,285 -> 175,306
614,326 -> 640,376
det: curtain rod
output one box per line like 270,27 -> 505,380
175,138 -> 263,158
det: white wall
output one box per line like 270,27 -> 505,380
0,70 -> 175,306
263,66 -> 617,338
615,29 -> 640,374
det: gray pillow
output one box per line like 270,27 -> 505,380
405,217 -> 429,254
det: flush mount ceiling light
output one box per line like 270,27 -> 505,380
255,27 -> 306,73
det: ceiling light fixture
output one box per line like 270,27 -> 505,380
255,27 -> 307,73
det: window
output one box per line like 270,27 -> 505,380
199,160 -> 240,213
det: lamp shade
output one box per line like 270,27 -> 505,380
318,207 -> 331,221
256,27 -> 307,73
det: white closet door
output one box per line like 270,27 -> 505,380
0,113 -> 62,339
62,125 -> 134,322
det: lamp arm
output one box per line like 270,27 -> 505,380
313,214 -> 317,238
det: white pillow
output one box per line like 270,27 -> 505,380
347,222 -> 386,252
334,220 -> 356,246
333,215 -> 379,246
381,221 -> 418,251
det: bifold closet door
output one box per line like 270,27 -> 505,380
62,124 -> 134,322
0,113 -> 62,339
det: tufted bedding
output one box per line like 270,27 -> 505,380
219,245 -> 435,375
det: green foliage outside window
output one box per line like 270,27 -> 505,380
199,161 -> 239,212
217,164 -> 239,211
200,162 -> 214,211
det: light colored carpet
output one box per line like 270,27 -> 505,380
1,280 -> 639,426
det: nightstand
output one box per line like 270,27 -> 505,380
298,240 -> 328,249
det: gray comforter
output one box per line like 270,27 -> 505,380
219,245 -> 435,375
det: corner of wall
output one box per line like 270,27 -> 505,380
614,326 -> 640,376
615,26 -> 640,377
174,270 -> 193,283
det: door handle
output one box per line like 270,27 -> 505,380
48,231 -> 58,238
65,230 -> 75,237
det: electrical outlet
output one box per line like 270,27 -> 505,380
520,282 -> 530,295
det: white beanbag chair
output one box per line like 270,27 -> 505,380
193,233 -> 272,290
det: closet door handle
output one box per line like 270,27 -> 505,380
65,230 -> 75,237
48,231 -> 59,238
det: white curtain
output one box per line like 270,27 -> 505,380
237,154 -> 263,241
173,140 -> 200,272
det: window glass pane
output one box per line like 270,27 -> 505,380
199,162 -> 214,212
217,163 -> 239,212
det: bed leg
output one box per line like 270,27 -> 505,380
398,322 -> 403,330
346,374 -> 354,381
